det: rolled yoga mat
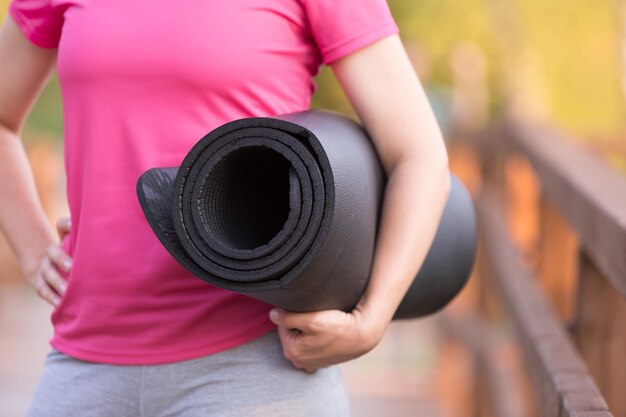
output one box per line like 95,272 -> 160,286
137,110 -> 476,319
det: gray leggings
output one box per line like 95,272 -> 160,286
27,330 -> 350,417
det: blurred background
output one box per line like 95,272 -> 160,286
2,0 -> 626,416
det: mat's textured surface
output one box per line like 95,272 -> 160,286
137,111 -> 476,318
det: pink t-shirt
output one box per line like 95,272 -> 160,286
9,0 -> 399,365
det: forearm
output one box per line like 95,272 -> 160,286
330,35 -> 452,334
356,157 -> 449,331
0,125 -> 55,278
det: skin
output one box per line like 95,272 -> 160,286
0,19 -> 70,307
271,36 -> 450,372
0,17 -> 450,372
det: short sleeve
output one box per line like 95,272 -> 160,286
303,0 -> 399,64
8,0 -> 65,48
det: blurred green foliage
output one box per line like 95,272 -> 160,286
2,0 -> 626,141
317,0 -> 626,139
25,76 -> 64,138
510,0 -> 625,135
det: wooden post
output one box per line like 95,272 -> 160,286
538,196 -> 578,321
574,253 -> 626,415
504,154 -> 540,267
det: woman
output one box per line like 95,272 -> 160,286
0,0 -> 450,415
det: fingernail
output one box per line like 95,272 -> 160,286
63,259 -> 72,271
60,283 -> 67,294
52,296 -> 60,306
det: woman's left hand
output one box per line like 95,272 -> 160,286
269,307 -> 386,372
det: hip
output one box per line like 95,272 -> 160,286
28,330 -> 351,417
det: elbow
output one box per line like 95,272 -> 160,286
440,163 -> 452,202
432,141 -> 450,179
437,144 -> 451,191
398,142 -> 451,201
431,132 -> 450,177
424,135 -> 449,187
0,116 -> 23,139
433,152 -> 451,202
409,140 -> 450,180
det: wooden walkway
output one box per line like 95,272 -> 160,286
0,282 -> 444,417
0,284 -> 52,417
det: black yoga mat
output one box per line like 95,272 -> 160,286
137,110 -> 476,319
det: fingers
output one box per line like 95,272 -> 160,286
276,326 -> 318,373
47,244 -> 72,273
269,309 -> 325,333
271,309 -> 365,372
270,309 -> 331,371
31,242 -> 72,307
35,257 -> 67,306
41,258 -> 67,296
56,216 -> 71,240
24,229 -> 72,307
277,324 -> 303,361
34,271 -> 61,307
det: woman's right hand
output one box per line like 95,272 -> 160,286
26,217 -> 73,307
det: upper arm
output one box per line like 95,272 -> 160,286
0,17 -> 56,134
331,35 -> 447,173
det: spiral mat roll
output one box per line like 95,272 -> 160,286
137,110 -> 476,319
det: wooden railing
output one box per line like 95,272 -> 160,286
444,120 -> 626,417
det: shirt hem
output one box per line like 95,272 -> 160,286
49,322 -> 276,365
322,21 -> 399,65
